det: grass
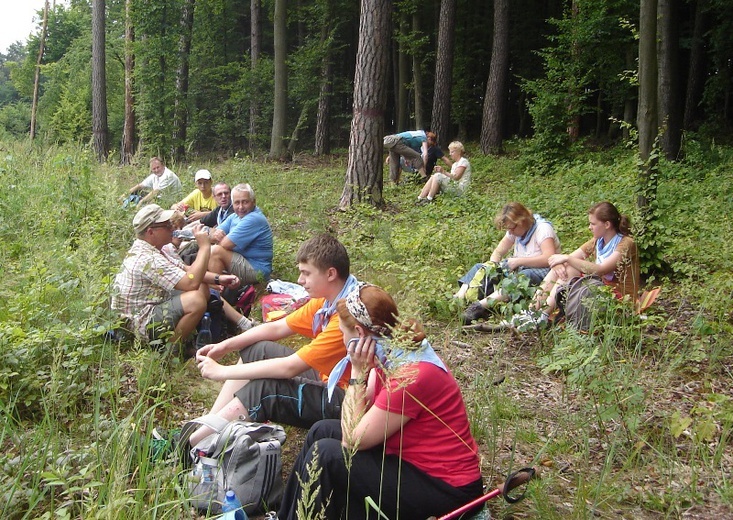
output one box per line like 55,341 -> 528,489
0,138 -> 732,518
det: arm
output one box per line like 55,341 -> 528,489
421,141 -> 429,166
173,225 -> 211,291
507,236 -> 558,270
448,160 -> 467,181
139,189 -> 160,204
198,318 -> 294,360
187,209 -> 213,222
196,350 -> 310,381
559,250 -> 622,278
440,155 -> 453,168
489,235 -> 515,263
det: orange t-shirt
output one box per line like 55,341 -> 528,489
285,298 -> 349,388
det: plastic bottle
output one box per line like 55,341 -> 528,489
196,313 -> 213,349
221,490 -> 247,520
172,229 -> 196,240
264,512 -> 279,520
197,450 -> 215,484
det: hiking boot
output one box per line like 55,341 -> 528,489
462,302 -> 491,324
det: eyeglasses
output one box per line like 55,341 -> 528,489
216,191 -> 231,196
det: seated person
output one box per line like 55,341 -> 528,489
199,182 -> 234,228
383,129 -> 429,183
277,284 -> 483,520
186,234 -> 362,446
122,157 -> 182,206
111,205 -> 242,346
208,183 -> 273,284
510,201 -> 640,331
425,131 -> 452,176
172,169 -> 217,223
459,202 -> 560,323
417,141 -> 471,203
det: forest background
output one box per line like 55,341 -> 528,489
1,0 -> 733,518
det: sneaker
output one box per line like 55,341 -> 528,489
149,427 -> 181,462
462,301 -> 491,324
505,310 -> 548,332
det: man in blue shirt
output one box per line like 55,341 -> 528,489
383,130 -> 429,184
208,183 -> 273,284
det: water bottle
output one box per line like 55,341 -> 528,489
221,489 -> 247,520
197,451 -> 216,484
196,312 -> 213,349
172,229 -> 196,240
264,512 -> 279,520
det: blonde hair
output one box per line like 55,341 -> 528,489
448,141 -> 465,154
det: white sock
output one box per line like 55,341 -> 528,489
426,196 -> 433,201
237,316 -> 253,331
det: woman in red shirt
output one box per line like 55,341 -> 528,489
278,284 -> 483,520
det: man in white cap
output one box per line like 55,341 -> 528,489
112,204 -> 243,347
172,169 -> 217,223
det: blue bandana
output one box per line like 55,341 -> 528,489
596,233 -> 623,264
311,274 -> 359,335
327,337 -> 447,401
516,214 -> 550,246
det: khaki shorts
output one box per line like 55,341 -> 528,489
230,252 -> 261,284
147,292 -> 184,341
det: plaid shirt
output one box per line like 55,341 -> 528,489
112,239 -> 186,336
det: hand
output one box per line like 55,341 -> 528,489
552,263 -> 568,281
196,352 -> 229,381
193,223 -> 211,245
211,229 -> 226,244
548,254 -> 569,268
172,202 -> 185,212
505,258 -> 517,271
219,274 -> 240,288
434,165 -> 443,173
347,336 -> 376,376
197,341 -> 226,361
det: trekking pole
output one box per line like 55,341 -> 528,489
429,467 -> 536,520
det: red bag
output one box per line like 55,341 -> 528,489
260,293 -> 310,322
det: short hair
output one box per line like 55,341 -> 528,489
296,234 -> 350,280
150,156 -> 164,166
448,141 -> 464,154
426,131 -> 438,145
232,183 -> 255,201
169,211 -> 186,229
495,202 -> 534,230
589,201 -> 631,235
213,182 -> 230,195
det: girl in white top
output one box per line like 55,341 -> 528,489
417,141 -> 471,203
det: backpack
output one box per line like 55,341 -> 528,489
184,414 -> 287,516
198,290 -> 225,343
556,275 -> 606,331
223,284 -> 257,318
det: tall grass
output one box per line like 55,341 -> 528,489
0,138 -> 731,518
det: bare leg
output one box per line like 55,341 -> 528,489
208,245 -> 233,274
188,393 -> 250,446
173,285 -> 209,343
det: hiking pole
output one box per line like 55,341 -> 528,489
429,467 -> 536,520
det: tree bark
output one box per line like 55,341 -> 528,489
657,0 -> 682,161
411,12 -> 424,130
480,0 -> 509,155
249,0 -> 261,151
269,0 -> 288,159
339,0 -> 391,209
315,12 -> 333,156
638,0 -> 658,209
30,0 -> 50,140
172,0 -> 196,160
431,0 -> 456,147
91,0 -> 109,161
121,0 -> 135,165
683,0 -> 707,129
397,12 -> 409,131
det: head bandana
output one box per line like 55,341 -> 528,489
344,283 -> 391,336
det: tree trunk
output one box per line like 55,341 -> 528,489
566,0 -> 580,142
91,0 -> 109,161
315,13 -> 333,156
683,0 -> 707,129
172,0 -> 195,160
30,0 -> 50,140
397,13 -> 409,131
269,0 -> 288,160
638,0 -> 658,209
121,0 -> 135,165
411,12 -> 424,130
623,45 -> 635,141
431,0 -> 456,147
339,0 -> 391,209
249,0 -> 261,151
480,0 -> 509,155
657,0 -> 682,161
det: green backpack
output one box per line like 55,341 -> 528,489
465,262 -> 506,302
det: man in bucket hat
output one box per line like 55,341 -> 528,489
112,204 -> 242,347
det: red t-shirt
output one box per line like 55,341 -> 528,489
374,362 -> 481,487
285,298 -> 349,388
